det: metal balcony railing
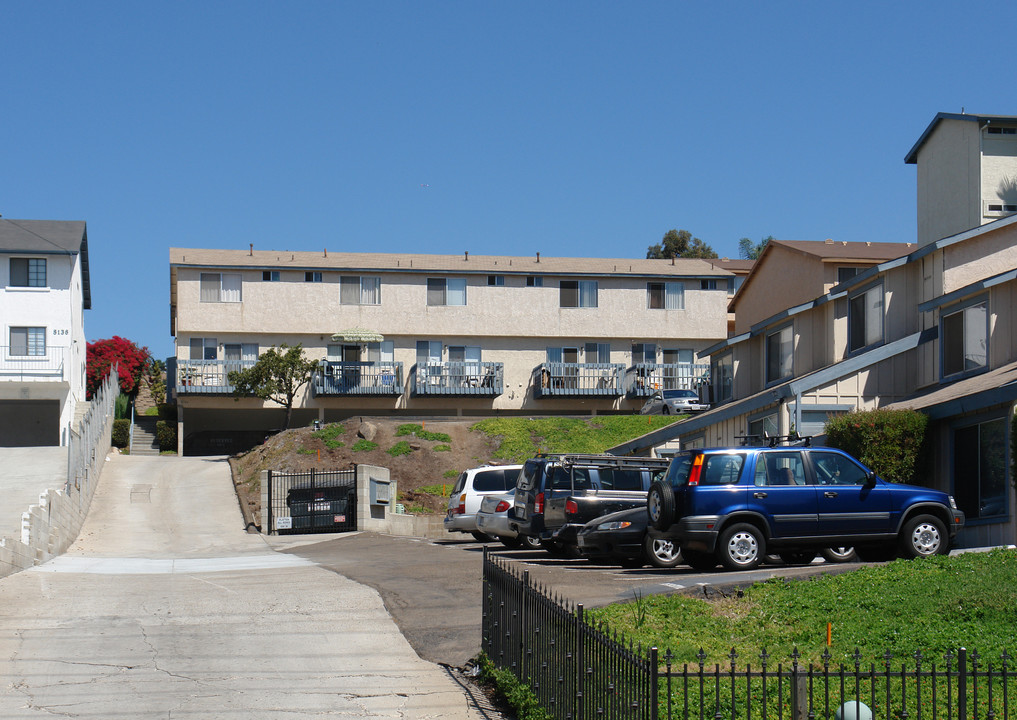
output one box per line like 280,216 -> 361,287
413,361 -> 503,396
313,361 -> 403,396
533,362 -> 624,397
625,362 -> 710,397
176,359 -> 256,394
0,345 -> 67,381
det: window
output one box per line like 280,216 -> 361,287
262,271 -> 280,282
753,451 -> 807,486
200,273 -> 242,303
560,280 -> 598,308
647,282 -> 685,309
987,126 -> 1017,135
953,417 -> 1008,521
663,348 -> 694,365
748,412 -> 779,441
305,271 -> 322,283
942,300 -> 987,377
10,258 -> 46,287
426,278 -> 466,306
223,343 -> 258,362
713,352 -> 733,403
585,343 -> 610,363
848,283 -> 883,352
810,451 -> 869,486
487,275 -> 505,286
10,327 -> 45,356
765,325 -> 793,383
340,276 -> 381,305
189,337 -> 218,360
701,279 -> 718,290
527,275 -> 543,287
632,343 -> 656,364
838,267 -> 862,284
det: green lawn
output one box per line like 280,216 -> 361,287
589,550 -> 1017,666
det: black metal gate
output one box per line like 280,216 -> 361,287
266,467 -> 358,535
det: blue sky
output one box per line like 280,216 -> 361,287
4,2 -> 1014,359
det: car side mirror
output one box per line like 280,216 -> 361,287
864,472 -> 877,488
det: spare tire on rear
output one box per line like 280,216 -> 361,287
647,480 -> 675,531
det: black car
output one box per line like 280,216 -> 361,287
577,507 -> 683,568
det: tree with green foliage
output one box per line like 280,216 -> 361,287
646,229 -> 718,260
824,408 -> 928,484
227,344 -> 318,428
739,235 -> 773,260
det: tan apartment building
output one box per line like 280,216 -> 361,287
636,112 -> 1017,548
169,249 -> 736,452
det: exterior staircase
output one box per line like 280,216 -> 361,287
72,400 -> 91,434
130,417 -> 162,456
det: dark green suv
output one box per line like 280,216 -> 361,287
647,445 -> 965,571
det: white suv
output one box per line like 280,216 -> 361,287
444,464 -> 523,540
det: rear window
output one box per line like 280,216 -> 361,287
664,453 -> 745,486
451,472 -> 468,494
518,461 -> 542,491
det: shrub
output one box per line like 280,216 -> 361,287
387,440 -> 413,457
434,444 -> 451,452
114,393 -> 131,420
352,439 -> 378,453
155,420 -> 177,451
312,422 -> 345,449
112,419 -> 130,449
824,408 -> 928,483
396,423 -> 452,443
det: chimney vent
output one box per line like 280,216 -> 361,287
249,243 -> 254,256
536,252 -> 540,263
465,251 -> 469,261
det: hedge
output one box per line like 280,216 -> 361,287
824,408 -> 928,484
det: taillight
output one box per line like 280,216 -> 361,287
457,493 -> 466,514
688,454 -> 705,486
565,499 -> 579,515
534,492 -> 545,515
495,500 -> 510,513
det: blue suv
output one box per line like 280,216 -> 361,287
647,444 -> 965,571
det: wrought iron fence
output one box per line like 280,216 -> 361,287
482,550 -> 1016,720
265,467 -> 357,535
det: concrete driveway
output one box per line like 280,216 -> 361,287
0,455 -> 482,719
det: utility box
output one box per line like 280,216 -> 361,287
369,476 -> 392,506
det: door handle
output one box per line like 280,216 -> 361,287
824,491 -> 838,498
753,492 -> 768,499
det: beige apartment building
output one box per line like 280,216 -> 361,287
169,249 -> 740,452
641,112 -> 1017,548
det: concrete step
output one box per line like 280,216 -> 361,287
130,417 -> 162,456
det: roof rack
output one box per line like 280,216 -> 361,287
735,433 -> 813,448
533,452 -> 672,468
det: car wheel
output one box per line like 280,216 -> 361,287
663,406 -> 671,415
471,531 -> 494,543
520,534 -> 543,550
643,534 -> 683,568
778,551 -> 817,566
499,536 -> 521,549
647,481 -> 675,531
821,547 -> 858,563
718,523 -> 765,571
855,545 -> 897,563
683,549 -> 717,571
899,514 -> 949,558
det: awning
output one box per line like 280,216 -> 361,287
331,328 -> 384,343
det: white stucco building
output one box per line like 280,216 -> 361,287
169,249 -> 744,453
0,220 -> 91,446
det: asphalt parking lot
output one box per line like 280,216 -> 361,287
276,531 -> 861,668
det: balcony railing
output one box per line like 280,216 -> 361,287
176,359 -> 256,395
625,362 -> 710,397
313,361 -> 404,396
0,346 -> 67,381
413,361 -> 503,397
533,362 -> 624,397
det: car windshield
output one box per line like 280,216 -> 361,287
662,390 -> 698,400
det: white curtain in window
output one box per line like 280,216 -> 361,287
361,276 -> 381,304
220,273 -> 242,303
447,278 -> 467,306
546,347 -> 563,363
200,273 -> 220,302
665,282 -> 685,310
579,281 -> 598,308
341,277 -> 360,304
864,287 -> 882,347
